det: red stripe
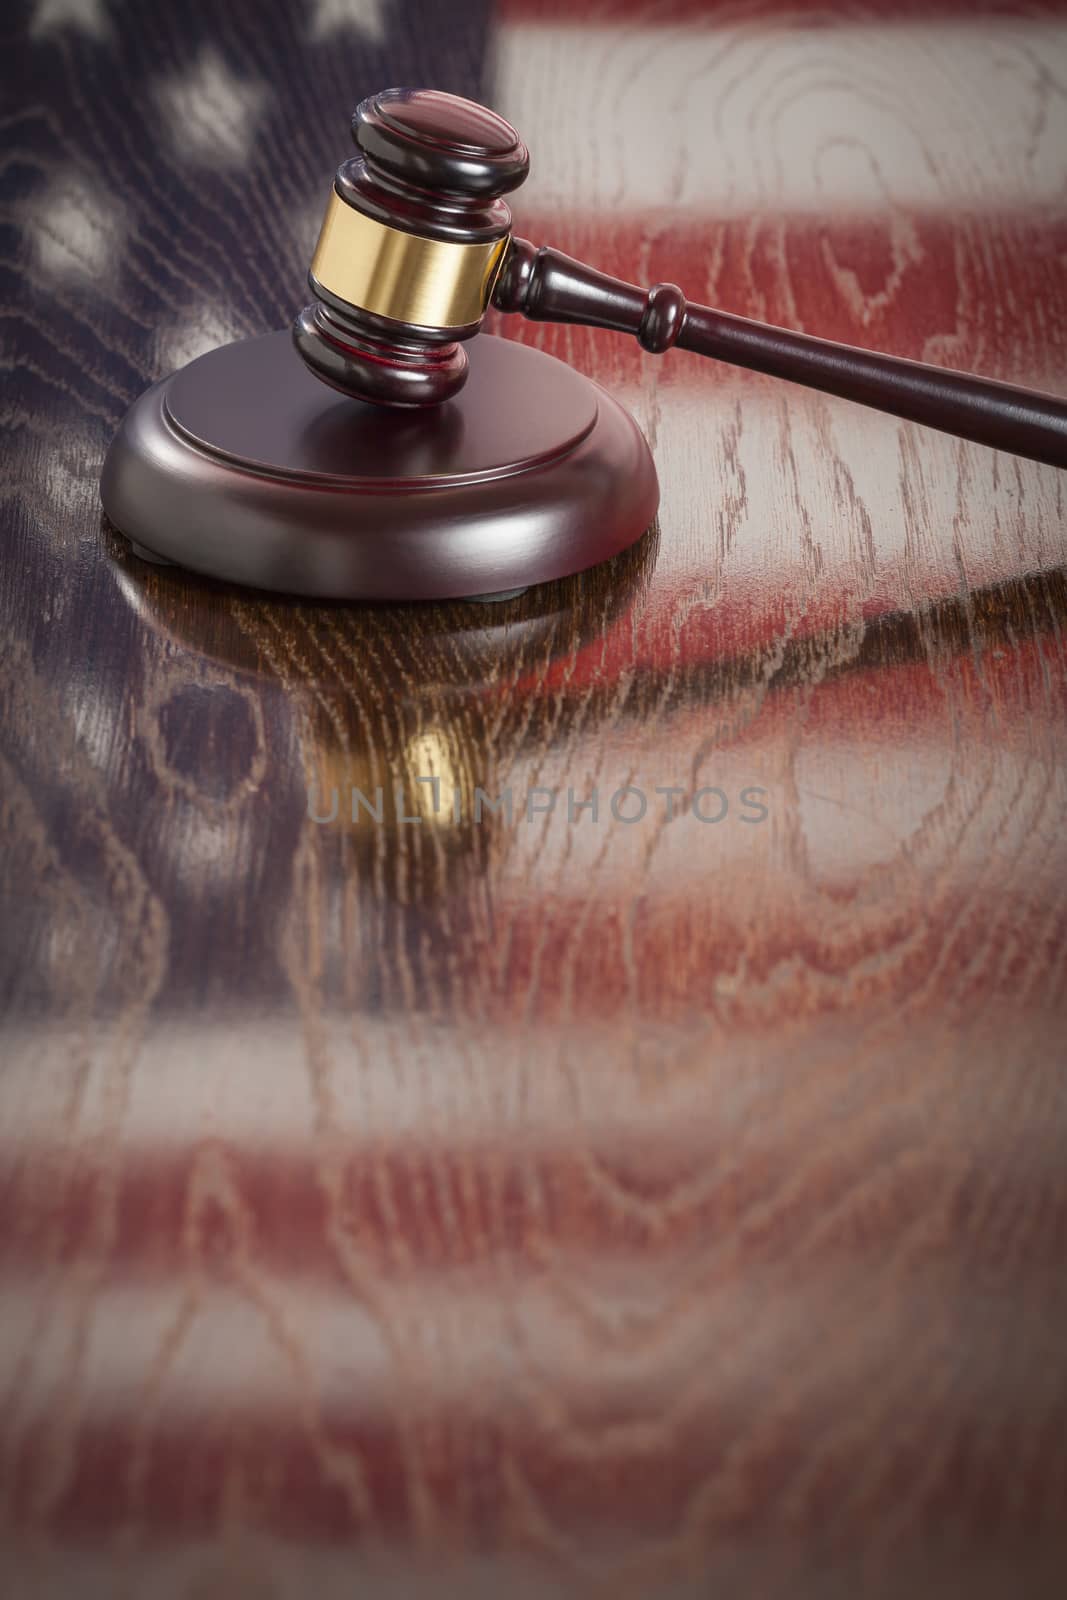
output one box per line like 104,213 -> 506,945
492,212 -> 1067,384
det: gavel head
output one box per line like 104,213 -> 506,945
293,88 -> 529,407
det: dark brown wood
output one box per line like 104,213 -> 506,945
100,331 -> 658,598
349,87 -> 529,219
496,238 -> 1067,468
3,3 -> 1067,1598
292,295 -> 476,408
295,89 -> 528,405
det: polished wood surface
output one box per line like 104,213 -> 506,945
100,330 -> 658,596
3,2 -> 1067,1597
296,87 -> 530,406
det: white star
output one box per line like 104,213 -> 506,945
155,49 -> 270,169
308,0 -> 387,44
30,0 -> 109,37
27,173 -> 121,280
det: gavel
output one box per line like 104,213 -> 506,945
294,87 -> 1067,469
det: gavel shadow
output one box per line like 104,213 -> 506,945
294,391 -> 467,479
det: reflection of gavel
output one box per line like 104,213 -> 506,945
295,87 -> 1067,467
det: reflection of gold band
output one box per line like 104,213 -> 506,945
310,190 -> 507,331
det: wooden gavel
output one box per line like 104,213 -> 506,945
294,88 -> 1067,469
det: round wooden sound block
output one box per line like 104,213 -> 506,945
100,331 -> 659,601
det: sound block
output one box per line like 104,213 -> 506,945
100,331 -> 659,601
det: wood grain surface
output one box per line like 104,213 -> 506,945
3,2 -> 1067,1597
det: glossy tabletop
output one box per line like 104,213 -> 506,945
2,2 -> 1067,1596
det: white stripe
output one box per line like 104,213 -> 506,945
4,1246 -> 1058,1429
619,373 -> 1067,592
493,21 -> 1067,217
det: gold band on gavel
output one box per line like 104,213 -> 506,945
309,190 -> 508,331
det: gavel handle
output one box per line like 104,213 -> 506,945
494,238 -> 1067,469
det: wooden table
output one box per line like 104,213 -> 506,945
3,2 -> 1066,1595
